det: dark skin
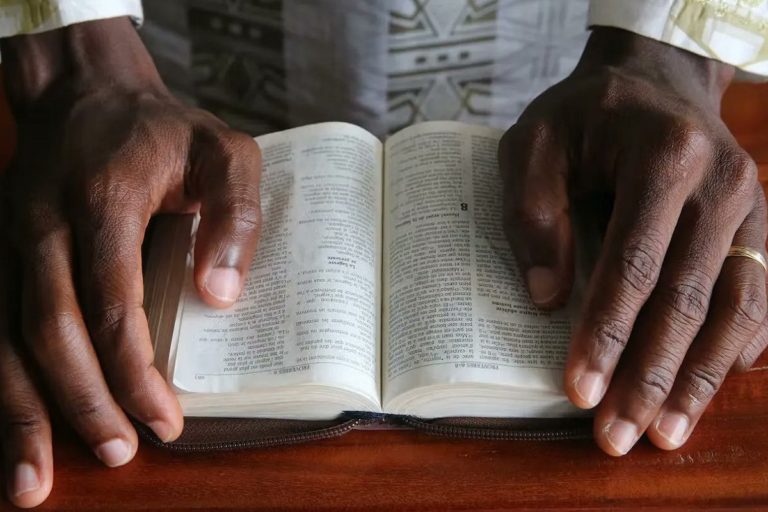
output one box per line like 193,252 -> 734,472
1,17 -> 766,508
1,18 -> 262,507
500,28 -> 768,456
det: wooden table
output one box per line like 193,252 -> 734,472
22,361 -> 768,510
1,78 -> 768,511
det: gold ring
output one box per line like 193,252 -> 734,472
727,246 -> 768,272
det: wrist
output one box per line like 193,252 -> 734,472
1,17 -> 168,118
576,27 -> 734,107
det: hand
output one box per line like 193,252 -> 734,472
1,17 -> 262,506
499,27 -> 768,456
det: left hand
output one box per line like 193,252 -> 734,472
0,17 -> 263,507
499,27 -> 768,455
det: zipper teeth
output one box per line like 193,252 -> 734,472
140,419 -> 366,452
400,417 -> 591,441
137,417 -> 590,451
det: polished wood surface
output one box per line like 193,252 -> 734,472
0,77 -> 768,510
25,365 -> 768,510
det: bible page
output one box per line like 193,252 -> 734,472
382,121 -> 573,413
171,122 -> 382,410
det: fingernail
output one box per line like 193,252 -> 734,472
205,267 -> 241,303
573,371 -> 606,407
13,462 -> 40,497
148,420 -> 176,443
604,420 -> 639,455
526,266 -> 560,305
95,438 -> 133,467
655,412 -> 689,448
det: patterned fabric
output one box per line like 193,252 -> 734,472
590,0 -> 768,77
2,0 -> 767,133
186,0 -> 287,135
386,0 -> 589,132
178,0 -> 590,136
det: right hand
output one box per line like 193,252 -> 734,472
499,28 -> 768,456
0,17 -> 262,507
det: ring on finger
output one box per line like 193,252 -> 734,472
727,245 -> 767,272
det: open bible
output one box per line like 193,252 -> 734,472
145,121 -> 580,421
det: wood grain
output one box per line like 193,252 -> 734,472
0,77 -> 768,511
28,364 -> 768,511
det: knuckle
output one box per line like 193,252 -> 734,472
504,120 -> 555,157
118,378 -> 155,408
635,364 -> 676,406
1,407 -> 46,438
96,303 -> 127,332
16,199 -> 67,250
79,174 -> 147,219
86,302 -> 132,341
526,120 -> 554,148
661,277 -> 712,327
619,237 -> 665,296
720,148 -> 758,198
589,318 -> 631,358
735,330 -> 768,373
86,223 -> 144,279
228,203 -> 263,234
499,119 -> 562,191
217,129 -> 263,176
727,281 -> 767,329
205,132 -> 263,223
735,346 -> 762,373
667,122 -> 709,157
656,122 -> 710,186
68,388 -> 110,422
228,129 -> 262,159
26,311 -> 82,358
512,200 -> 560,232
679,364 -> 723,405
732,353 -> 751,373
596,67 -> 630,110
23,225 -> 71,272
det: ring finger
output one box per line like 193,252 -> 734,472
648,198 -> 768,449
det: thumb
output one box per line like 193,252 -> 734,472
190,128 -> 263,308
499,122 -> 574,309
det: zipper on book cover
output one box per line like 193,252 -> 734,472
134,418 -> 373,452
397,416 -> 592,441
